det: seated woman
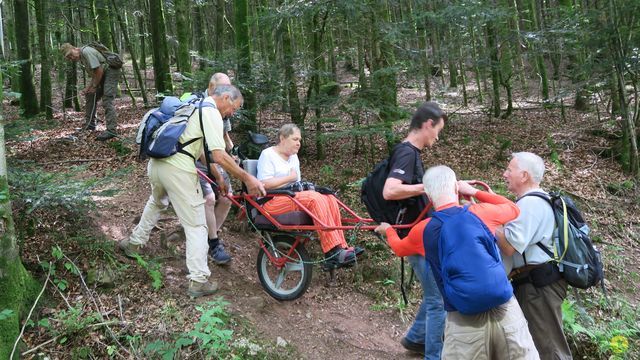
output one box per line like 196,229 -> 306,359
257,124 -> 363,269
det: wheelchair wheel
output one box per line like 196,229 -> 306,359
257,235 -> 313,301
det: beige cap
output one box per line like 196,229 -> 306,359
60,43 -> 75,57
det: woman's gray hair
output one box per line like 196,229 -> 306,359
512,152 -> 545,184
423,165 -> 457,200
277,123 -> 300,143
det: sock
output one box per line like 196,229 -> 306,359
209,238 -> 220,249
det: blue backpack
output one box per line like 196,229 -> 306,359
136,96 -> 215,160
429,206 -> 513,315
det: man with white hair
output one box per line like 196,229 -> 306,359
496,152 -> 572,360
121,85 -> 266,298
376,165 -> 538,359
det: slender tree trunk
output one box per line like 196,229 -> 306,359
96,0 -> 112,47
215,0 -> 225,59
281,20 -> 302,128
136,0 -> 147,71
174,0 -> 191,74
34,0 -> 52,118
148,0 -> 173,94
64,0 -> 80,110
529,0 -> 549,102
13,0 -> 38,117
0,68 -> 37,360
486,19 -> 501,117
235,0 -> 257,130
111,0 -> 148,106
470,24 -> 483,103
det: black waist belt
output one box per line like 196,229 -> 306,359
511,262 -> 562,289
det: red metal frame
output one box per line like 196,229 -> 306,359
197,169 -> 488,241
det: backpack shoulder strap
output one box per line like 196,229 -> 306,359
517,192 -> 557,260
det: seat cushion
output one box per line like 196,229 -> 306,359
253,210 -> 314,226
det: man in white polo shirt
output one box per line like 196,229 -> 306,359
496,152 -> 572,360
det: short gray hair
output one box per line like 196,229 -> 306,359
512,152 -> 545,184
277,123 -> 300,143
212,84 -> 243,104
423,165 -> 457,200
209,72 -> 230,87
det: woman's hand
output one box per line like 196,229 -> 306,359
374,222 -> 391,236
288,168 -> 298,182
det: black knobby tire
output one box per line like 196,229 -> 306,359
256,235 -> 313,301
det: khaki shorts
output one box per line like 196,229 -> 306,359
442,297 -> 540,360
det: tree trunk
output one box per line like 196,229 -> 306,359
529,0 -> 549,102
174,0 -> 191,74
96,0 -> 112,47
64,0 -> 80,110
281,20 -> 302,129
34,0 -> 52,119
215,0 -> 225,59
148,0 -> 173,94
0,68 -> 37,360
13,0 -> 38,117
136,0 -> 147,71
486,19 -> 501,118
235,0 -> 257,131
370,0 -> 398,151
111,0 -> 148,106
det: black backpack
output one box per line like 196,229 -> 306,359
86,41 -> 123,69
361,143 -> 422,224
523,192 -> 604,290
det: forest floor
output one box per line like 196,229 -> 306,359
5,79 -> 640,359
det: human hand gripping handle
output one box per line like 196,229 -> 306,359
245,175 -> 266,196
457,180 -> 479,198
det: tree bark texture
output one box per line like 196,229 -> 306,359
13,0 -> 39,117
148,0 -> 173,94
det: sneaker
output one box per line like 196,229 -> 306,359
118,238 -> 142,258
96,130 -> 117,141
187,280 -> 219,298
400,337 -> 425,355
209,243 -> 231,265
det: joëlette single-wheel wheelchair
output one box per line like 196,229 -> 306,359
200,132 -> 490,301
197,132 -> 431,301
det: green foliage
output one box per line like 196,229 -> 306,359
144,299 -> 233,359
132,254 -> 163,290
8,165 -> 98,214
547,135 -> 563,169
563,298 -> 640,359
107,140 -> 132,157
0,309 -> 14,321
495,135 -> 512,161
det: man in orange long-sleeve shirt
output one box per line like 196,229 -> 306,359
376,165 -> 539,359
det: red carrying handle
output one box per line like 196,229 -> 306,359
460,180 -> 493,202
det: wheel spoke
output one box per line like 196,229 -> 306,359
274,270 -> 286,289
284,261 -> 304,272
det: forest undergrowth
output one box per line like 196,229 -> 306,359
4,79 -> 640,359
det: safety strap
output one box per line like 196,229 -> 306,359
198,98 -> 219,193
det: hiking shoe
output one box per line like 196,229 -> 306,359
187,280 -> 219,298
322,247 -> 356,271
118,238 -> 142,258
96,130 -> 117,141
400,337 -> 425,355
209,243 -> 231,265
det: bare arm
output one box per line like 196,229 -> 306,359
83,67 -> 105,94
495,226 -> 517,256
261,169 -> 297,190
382,177 -> 425,201
223,132 -> 234,153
